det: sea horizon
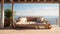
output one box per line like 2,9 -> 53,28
14,16 -> 59,19
14,16 -> 59,25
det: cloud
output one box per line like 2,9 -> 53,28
16,11 -> 59,16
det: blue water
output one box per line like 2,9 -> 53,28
15,16 -> 58,18
46,18 -> 58,25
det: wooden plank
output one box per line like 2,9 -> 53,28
0,0 -> 60,3
0,0 -> 1,3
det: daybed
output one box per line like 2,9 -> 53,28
13,17 -> 52,29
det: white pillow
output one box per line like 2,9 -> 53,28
40,17 -> 45,21
19,17 -> 27,23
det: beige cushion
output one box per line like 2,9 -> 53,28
16,22 -> 30,24
29,22 -> 36,24
40,17 -> 45,21
19,17 -> 27,22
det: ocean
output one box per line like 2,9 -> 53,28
46,18 -> 59,25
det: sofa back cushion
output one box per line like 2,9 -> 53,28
27,17 -> 37,22
19,17 -> 27,22
36,18 -> 40,22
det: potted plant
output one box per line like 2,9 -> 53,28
4,9 -> 12,27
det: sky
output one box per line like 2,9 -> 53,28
0,3 -> 59,18
14,3 -> 59,18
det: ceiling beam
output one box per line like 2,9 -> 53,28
10,0 -> 14,3
0,0 -> 1,3
0,0 -> 60,3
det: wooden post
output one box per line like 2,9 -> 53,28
10,2 -> 14,28
1,0 -> 4,28
59,4 -> 60,27
11,2 -> 14,28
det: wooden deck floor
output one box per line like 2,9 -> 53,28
0,25 -> 60,34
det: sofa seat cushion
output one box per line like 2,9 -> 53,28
16,22 -> 30,24
16,22 -> 36,24
16,21 -> 44,25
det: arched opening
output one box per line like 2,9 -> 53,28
2,1 -> 60,28
14,3 -> 59,27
